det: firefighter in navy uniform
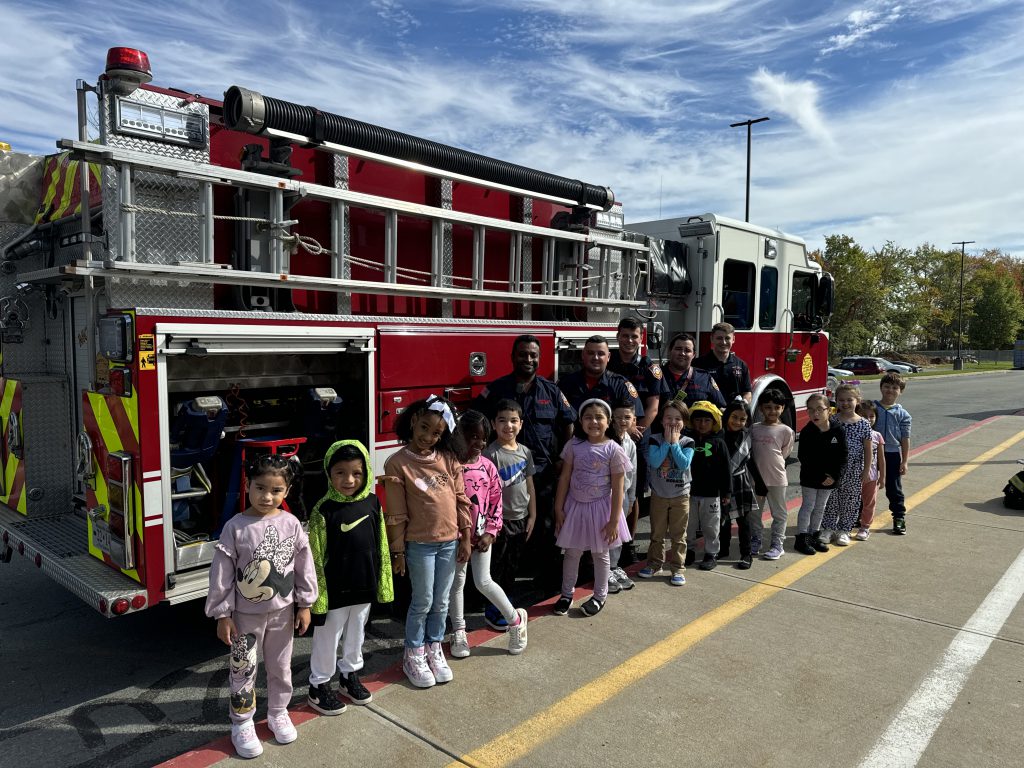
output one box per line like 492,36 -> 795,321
607,318 -> 669,564
476,334 -> 577,595
662,332 -> 727,409
692,322 -> 753,404
558,335 -> 642,417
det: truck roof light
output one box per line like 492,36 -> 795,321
104,47 -> 153,95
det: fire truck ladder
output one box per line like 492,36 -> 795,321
36,139 -> 649,309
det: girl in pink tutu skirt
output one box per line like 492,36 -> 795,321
552,398 -> 633,617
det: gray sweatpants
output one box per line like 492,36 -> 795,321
686,496 -> 721,555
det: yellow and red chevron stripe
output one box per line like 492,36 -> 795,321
83,390 -> 142,583
34,152 -> 102,224
0,378 -> 26,514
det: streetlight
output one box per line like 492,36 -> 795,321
952,240 -> 975,370
729,116 -> 769,222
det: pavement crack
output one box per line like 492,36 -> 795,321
364,701 -> 473,765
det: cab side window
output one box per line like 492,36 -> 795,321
791,272 -> 816,331
759,266 -> 778,329
722,259 -> 754,330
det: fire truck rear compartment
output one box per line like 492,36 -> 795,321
164,343 -> 371,569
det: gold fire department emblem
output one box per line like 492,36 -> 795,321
801,353 -> 813,382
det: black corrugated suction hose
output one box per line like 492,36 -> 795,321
223,85 -> 614,211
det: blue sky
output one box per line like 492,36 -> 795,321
2,0 -> 1022,257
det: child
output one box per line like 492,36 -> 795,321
608,402 -> 640,593
720,400 -> 760,570
383,395 -> 473,689
206,455 -> 317,759
750,389 -> 795,560
552,399 -> 632,616
639,400 -> 694,584
307,440 -> 393,714
482,399 -> 537,630
874,373 -> 912,534
684,400 -> 731,570
795,394 -> 847,555
449,410 -> 529,657
856,401 -> 886,540
820,384 -> 873,547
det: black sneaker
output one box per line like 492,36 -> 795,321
552,596 -> 572,615
484,604 -> 510,632
308,682 -> 347,715
684,549 -> 696,567
697,554 -> 718,571
736,556 -> 752,570
893,517 -> 907,535
580,597 -> 604,616
339,671 -> 372,705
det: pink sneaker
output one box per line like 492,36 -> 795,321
267,711 -> 297,744
231,720 -> 263,758
426,641 -> 454,683
855,527 -> 871,541
403,646 -> 435,688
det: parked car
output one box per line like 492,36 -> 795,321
828,366 -> 853,378
890,360 -> 924,373
874,357 -> 914,374
837,356 -> 912,376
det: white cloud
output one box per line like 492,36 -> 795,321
749,68 -> 834,147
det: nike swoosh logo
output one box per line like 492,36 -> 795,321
339,515 -> 369,533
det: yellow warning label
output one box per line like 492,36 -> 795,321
138,335 -> 156,371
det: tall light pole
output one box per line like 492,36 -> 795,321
729,116 -> 769,222
952,240 -> 975,371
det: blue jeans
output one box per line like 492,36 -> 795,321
405,540 -> 458,649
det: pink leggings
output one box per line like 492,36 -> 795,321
861,480 -> 878,527
229,606 -> 295,722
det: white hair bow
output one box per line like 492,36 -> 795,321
425,394 -> 457,433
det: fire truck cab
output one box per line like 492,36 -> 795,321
0,48 -> 831,617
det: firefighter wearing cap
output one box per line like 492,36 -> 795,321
558,335 -> 643,419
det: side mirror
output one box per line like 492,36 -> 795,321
816,272 -> 835,328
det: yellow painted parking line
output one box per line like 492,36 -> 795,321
451,428 -> 1024,768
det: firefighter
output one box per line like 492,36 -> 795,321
693,322 -> 753,404
662,332 -> 726,409
607,317 -> 668,564
476,334 -> 577,595
557,335 -> 642,417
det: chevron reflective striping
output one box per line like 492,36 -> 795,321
103,394 -> 139,454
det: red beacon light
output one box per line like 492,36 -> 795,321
111,598 -> 131,615
104,47 -> 153,95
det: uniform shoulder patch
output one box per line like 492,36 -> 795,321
711,379 -> 721,390
626,382 -> 639,398
650,364 -> 663,380
561,393 -> 571,408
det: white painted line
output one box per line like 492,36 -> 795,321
859,546 -> 1024,768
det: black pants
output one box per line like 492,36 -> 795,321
719,506 -> 753,558
883,452 -> 906,516
523,468 -> 563,596
491,517 -> 530,602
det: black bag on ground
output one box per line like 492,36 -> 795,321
1004,471 -> 1024,510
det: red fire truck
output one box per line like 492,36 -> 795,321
0,48 -> 833,616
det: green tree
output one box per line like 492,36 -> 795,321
873,241 -> 930,352
968,261 -> 1024,348
818,234 -> 885,358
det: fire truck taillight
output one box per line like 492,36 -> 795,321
131,594 -> 146,610
105,47 -> 152,83
108,367 -> 132,397
111,598 -> 131,615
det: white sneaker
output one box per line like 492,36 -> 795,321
231,721 -> 263,758
267,711 -> 297,744
507,607 -> 529,655
426,641 -> 454,683
855,527 -> 871,541
835,531 -> 851,546
450,629 -> 470,658
403,646 -> 435,688
606,572 -> 622,594
612,567 -> 635,590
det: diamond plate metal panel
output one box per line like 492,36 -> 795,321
99,87 -> 214,309
440,179 -> 454,318
331,154 -> 352,314
0,505 -> 147,613
0,252 -> 60,375
18,375 -> 73,516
